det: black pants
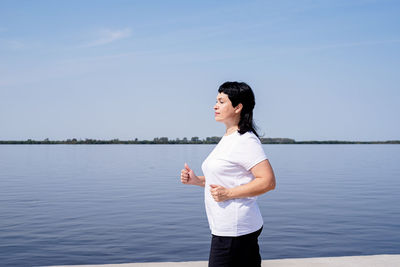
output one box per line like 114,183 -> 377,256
208,226 -> 263,267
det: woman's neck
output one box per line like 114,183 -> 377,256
224,125 -> 239,136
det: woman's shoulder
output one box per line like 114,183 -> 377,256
229,131 -> 266,166
235,131 -> 262,146
238,131 -> 260,141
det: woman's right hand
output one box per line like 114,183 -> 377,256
181,163 -> 199,185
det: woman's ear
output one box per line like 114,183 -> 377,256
235,103 -> 243,114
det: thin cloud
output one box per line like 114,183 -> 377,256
313,39 -> 400,50
269,39 -> 400,55
83,28 -> 131,47
0,39 -> 26,50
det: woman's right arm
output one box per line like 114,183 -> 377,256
193,176 -> 205,187
180,163 -> 205,187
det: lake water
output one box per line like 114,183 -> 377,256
0,144 -> 399,266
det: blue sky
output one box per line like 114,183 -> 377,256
1,0 -> 399,141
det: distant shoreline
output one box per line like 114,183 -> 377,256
1,138 -> 399,145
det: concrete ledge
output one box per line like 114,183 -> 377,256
49,254 -> 400,267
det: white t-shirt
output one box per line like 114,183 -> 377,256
201,130 -> 267,237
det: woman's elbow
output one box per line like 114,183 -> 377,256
270,181 -> 276,191
267,182 -> 276,192
265,176 -> 276,192
260,184 -> 274,195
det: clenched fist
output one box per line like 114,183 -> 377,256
210,184 -> 232,202
181,163 -> 199,185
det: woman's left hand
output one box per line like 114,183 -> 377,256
210,184 -> 232,202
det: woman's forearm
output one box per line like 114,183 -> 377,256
209,160 -> 276,202
228,176 -> 275,199
196,175 -> 205,187
228,160 -> 276,199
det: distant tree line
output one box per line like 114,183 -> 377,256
0,137 -> 399,145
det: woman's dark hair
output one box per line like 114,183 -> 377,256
218,81 -> 260,138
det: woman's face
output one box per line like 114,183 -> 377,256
214,92 -> 239,122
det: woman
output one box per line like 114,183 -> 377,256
180,81 -> 276,267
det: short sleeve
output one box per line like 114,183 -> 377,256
230,133 -> 267,171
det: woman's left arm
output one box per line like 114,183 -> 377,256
209,159 -> 276,202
